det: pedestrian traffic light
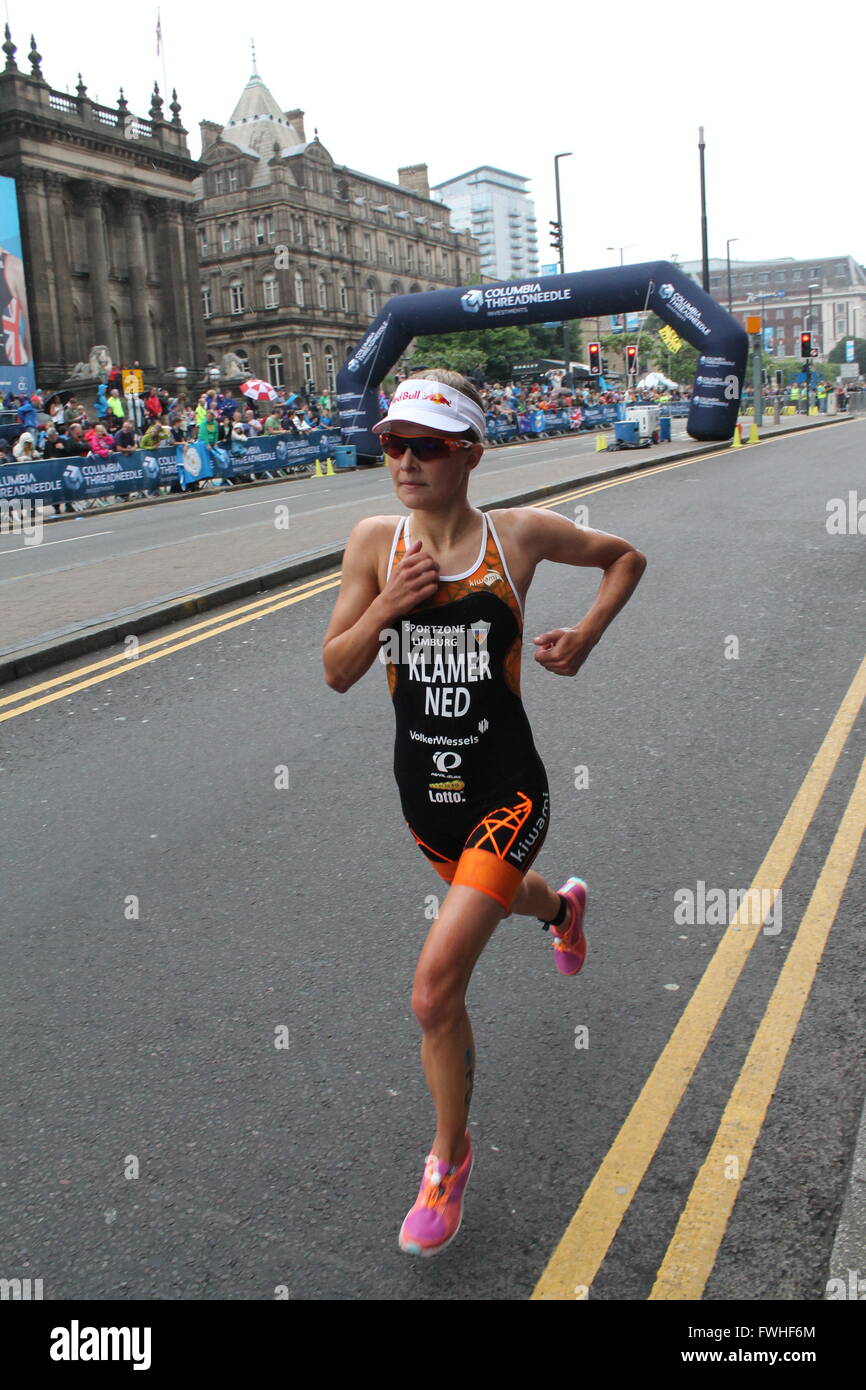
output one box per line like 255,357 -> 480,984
626,344 -> 637,375
588,342 -> 600,375
800,332 -> 812,358
549,220 -> 563,253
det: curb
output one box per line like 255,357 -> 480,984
2,413 -> 856,685
824,1084 -> 866,1299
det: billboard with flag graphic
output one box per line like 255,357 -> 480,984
0,175 -> 35,398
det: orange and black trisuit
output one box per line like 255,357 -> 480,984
384,510 -> 550,911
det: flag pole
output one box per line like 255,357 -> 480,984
157,8 -> 168,103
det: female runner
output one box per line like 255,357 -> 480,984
322,369 -> 646,1255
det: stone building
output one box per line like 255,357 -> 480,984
0,27 -> 205,387
196,69 -> 481,395
681,254 -> 866,360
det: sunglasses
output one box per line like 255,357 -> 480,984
379,432 -> 474,462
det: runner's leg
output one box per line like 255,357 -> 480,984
412,883 -> 504,1167
507,868 -> 561,921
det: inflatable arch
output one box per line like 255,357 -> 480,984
336,261 -> 749,457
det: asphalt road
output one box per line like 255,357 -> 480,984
1,420 -> 864,1301
0,419 -> 711,654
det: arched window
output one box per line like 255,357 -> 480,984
324,346 -> 336,394
366,279 -> 378,317
294,272 -> 305,307
302,342 -> 314,387
235,348 -> 250,373
230,279 -> 245,314
390,280 -> 402,297
410,283 -> 422,294
263,274 -> 279,309
339,279 -> 349,312
201,286 -> 213,318
266,346 -> 284,389
317,275 -> 328,310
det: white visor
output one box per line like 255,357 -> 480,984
372,379 -> 486,441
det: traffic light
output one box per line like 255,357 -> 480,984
800,332 -> 812,358
602,357 -> 609,374
549,220 -> 563,253
626,344 -> 637,375
588,342 -> 600,375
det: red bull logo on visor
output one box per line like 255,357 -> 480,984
424,392 -> 452,405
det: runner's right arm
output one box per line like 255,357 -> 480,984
322,520 -> 439,692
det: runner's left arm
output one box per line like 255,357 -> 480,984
516,509 -> 646,678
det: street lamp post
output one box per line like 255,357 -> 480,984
806,281 -> 820,411
554,151 -> 573,383
607,244 -> 636,372
698,126 -> 710,292
726,237 -> 738,313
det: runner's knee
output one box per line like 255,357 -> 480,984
412,968 -> 465,1033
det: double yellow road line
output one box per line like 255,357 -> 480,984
533,651 -> 866,1300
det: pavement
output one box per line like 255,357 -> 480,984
0,410 -> 855,685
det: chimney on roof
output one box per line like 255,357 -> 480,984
398,164 -> 430,199
284,108 -> 305,141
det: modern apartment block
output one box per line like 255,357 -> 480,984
431,166 -> 538,284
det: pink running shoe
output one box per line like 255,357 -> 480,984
550,877 -> 588,975
398,1132 -> 473,1256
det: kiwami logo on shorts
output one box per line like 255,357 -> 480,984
50,1322 -> 152,1371
461,289 -> 484,314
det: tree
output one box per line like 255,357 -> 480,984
410,325 -> 537,382
828,336 -> 866,369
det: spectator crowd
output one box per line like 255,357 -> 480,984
1,381 -> 335,513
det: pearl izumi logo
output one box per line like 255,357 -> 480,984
50,1321 -> 152,1371
429,751 -> 465,802
432,751 -> 462,773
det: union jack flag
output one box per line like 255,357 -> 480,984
3,297 -> 28,365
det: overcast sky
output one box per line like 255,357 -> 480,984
14,0 -> 865,275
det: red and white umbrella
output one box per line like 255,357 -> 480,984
241,378 -> 278,402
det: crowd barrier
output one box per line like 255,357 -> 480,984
0,430 -> 342,505
485,401 -> 690,444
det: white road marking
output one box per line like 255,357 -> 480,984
197,494 -> 297,515
0,529 -> 113,556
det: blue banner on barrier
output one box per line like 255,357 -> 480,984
0,429 -> 342,503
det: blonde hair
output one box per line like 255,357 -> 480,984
404,368 -> 483,440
